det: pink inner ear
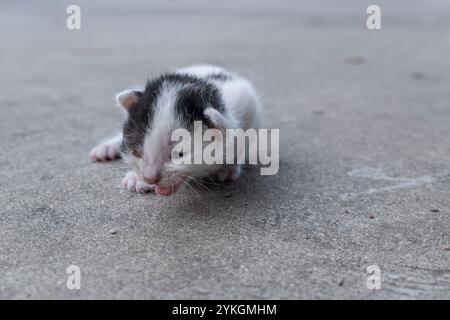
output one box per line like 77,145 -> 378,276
120,95 -> 139,109
117,90 -> 139,109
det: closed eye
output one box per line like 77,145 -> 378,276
170,150 -> 183,160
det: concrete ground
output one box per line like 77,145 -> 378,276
1,0 -> 449,299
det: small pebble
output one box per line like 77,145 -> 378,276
313,110 -> 325,116
369,214 -> 374,219
411,72 -> 426,80
344,56 -> 365,65
431,209 -> 440,213
108,228 -> 117,235
338,278 -> 345,287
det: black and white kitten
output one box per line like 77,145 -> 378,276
90,65 -> 261,196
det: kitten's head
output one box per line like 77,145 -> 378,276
117,74 -> 227,196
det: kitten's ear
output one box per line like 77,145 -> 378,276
115,90 -> 142,110
204,107 -> 232,130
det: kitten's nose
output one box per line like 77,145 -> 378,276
143,174 -> 161,184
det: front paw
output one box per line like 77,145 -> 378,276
89,143 -> 121,162
122,171 -> 154,193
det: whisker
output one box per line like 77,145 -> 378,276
186,176 -> 216,195
181,178 -> 202,198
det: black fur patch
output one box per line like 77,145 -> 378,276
120,72 -> 225,155
173,75 -> 225,124
120,81 -> 160,155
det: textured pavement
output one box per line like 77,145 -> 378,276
0,0 -> 449,299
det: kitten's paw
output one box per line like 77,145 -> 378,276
122,171 -> 154,193
216,166 -> 241,182
89,143 -> 121,162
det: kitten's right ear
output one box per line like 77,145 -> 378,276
204,107 -> 233,130
115,90 -> 142,110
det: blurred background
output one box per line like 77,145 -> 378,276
0,0 -> 449,299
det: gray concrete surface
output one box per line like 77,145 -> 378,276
1,0 -> 450,299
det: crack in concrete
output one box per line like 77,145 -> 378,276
340,166 -> 449,201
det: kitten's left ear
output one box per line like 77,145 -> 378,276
115,90 -> 142,110
204,108 -> 233,130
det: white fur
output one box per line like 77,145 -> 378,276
176,64 -> 231,78
220,78 -> 261,129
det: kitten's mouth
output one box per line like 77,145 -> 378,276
154,178 -> 185,196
